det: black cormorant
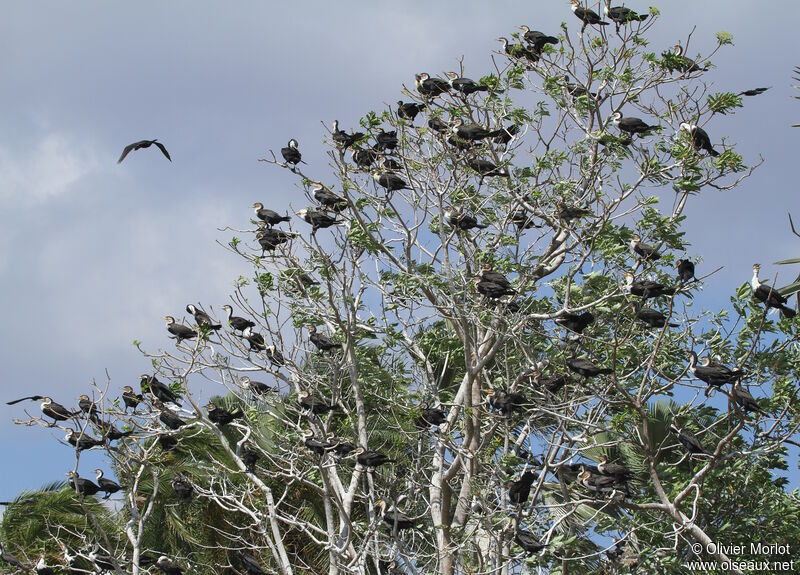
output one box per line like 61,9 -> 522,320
515,528 -> 545,554
141,374 -> 181,405
280,139 -> 304,167
612,112 -> 655,136
567,357 -> 613,378
171,474 -> 193,501
676,259 -> 696,283
186,304 -> 222,330
222,304 -> 255,333
165,316 -> 197,343
0,542 -> 26,571
374,128 -> 399,152
519,26 -> 559,51
604,5 -> 648,30
158,406 -> 187,430
597,456 -> 632,479
297,208 -> 342,232
65,429 -> 104,451
570,0 -> 609,31
376,500 -> 417,530
66,471 -> 100,496
738,87 -> 769,97
6,396 -> 80,424
252,202 -> 291,227
311,183 -> 348,212
355,447 -> 395,468
467,157 -> 510,178
298,390 -> 338,414
445,72 -> 488,95
234,551 -> 267,575
351,148 -> 379,169
680,123 -> 719,157
121,386 -> 143,411
242,326 -> 267,352
256,226 -> 297,253
372,170 -> 409,192
415,73 -> 451,98
556,311 -> 595,334
624,272 -> 675,299
302,429 -> 332,455
732,384 -> 766,415
332,120 -> 364,149
118,139 -> 171,164
630,234 -> 661,261
687,351 -> 743,394
206,403 -> 244,426
487,388 -> 526,416
156,556 -> 184,575
308,325 -> 341,352
508,471 -> 537,505
415,402 -> 447,428
632,302 -> 679,329
452,118 -> 499,141
397,101 -> 426,121
240,376 -> 275,396
95,469 -> 122,499
445,210 -> 488,231
751,264 -> 796,318
669,423 -> 707,455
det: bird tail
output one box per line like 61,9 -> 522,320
779,305 -> 797,319
709,147 -> 720,157
476,85 -> 489,92
638,14 -> 649,21
279,216 -> 292,222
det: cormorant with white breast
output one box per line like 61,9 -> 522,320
445,72 -> 488,96
751,264 -> 796,318
308,325 -> 341,352
630,234 -> 661,261
519,26 -> 559,51
242,326 -> 267,352
297,208 -> 342,232
612,112 -> 656,136
311,183 -> 348,212
415,73 -> 451,98
687,351 -> 743,395
671,45 -> 707,74
95,469 -> 122,499
280,139 -> 304,167
186,304 -> 222,331
66,471 -> 101,496
331,120 -> 364,149
624,272 -> 675,300
680,123 -> 719,156
372,170 -> 409,192
604,5 -> 648,31
64,429 -> 104,451
6,396 -> 80,425
222,304 -> 255,333
252,203 -> 291,227
570,0 -> 609,32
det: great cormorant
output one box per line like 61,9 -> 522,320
156,556 -> 184,575
467,157 -> 510,178
65,429 -> 104,451
397,100 -> 426,121
508,471 -> 537,505
164,316 -> 197,343
374,128 -> 399,152
252,202 -> 291,227
158,406 -> 187,430
519,26 -> 559,51
221,304 -> 255,333
452,118 -> 500,141
415,402 -> 447,428
206,402 -> 244,426
326,432 -> 356,455
302,429 -> 332,455
751,264 -> 796,318
567,357 -> 613,378
597,456 -> 632,479
687,351 -> 743,394
308,325 -> 341,352
415,73 -> 451,98
311,183 -> 348,212
732,384 -> 766,415
355,447 -> 395,468
297,208 -> 342,232
676,259 -> 696,283
630,234 -> 661,261
669,423 -> 707,455
632,302 -> 679,329
515,528 -> 546,554
95,469 -> 122,499
256,226 -> 297,253
497,37 -> 540,64
679,123 -> 719,157
6,396 -> 80,424
121,386 -> 143,411
376,500 -> 417,530
487,388 -> 526,416
331,120 -> 364,149
298,390 -> 338,414
240,376 -> 275,396
672,45 -> 707,73
118,139 -> 171,164
234,551 -> 267,575
445,72 -> 488,95
280,139 -> 304,167
445,210 -> 488,231
66,471 -> 100,496
186,304 -> 222,331
140,374 -> 181,405
351,148 -> 379,169
171,474 -> 193,501
570,0 -> 609,32
556,311 -> 595,334
604,5 -> 648,30
612,112 -> 655,136
624,272 -> 675,299
372,170 -> 409,192
242,326 -> 267,352
510,208 -> 538,231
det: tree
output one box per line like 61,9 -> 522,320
4,5 -> 800,575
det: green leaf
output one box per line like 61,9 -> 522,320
774,258 -> 800,265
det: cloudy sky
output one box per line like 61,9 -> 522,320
1,1 -> 798,499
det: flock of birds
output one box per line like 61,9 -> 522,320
1,2 -> 794,574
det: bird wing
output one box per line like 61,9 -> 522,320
154,141 -> 172,161
6,395 -> 44,405
117,142 -> 139,163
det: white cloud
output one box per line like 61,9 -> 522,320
0,133 -> 99,205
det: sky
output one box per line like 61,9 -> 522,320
1,1 -> 798,500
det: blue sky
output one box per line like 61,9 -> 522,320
1,1 -> 798,500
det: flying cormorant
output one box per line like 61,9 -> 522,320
118,139 -> 171,164
738,87 -> 769,97
6,396 -> 80,424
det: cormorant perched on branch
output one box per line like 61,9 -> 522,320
297,208 -> 342,232
95,419 -> 133,442
302,429 -> 332,455
206,402 -> 244,426
612,112 -> 656,136
669,423 -> 707,455
508,471 -> 537,505
331,120 -> 364,149
445,72 -> 488,95
256,226 -> 297,253
158,406 -> 188,430
222,304 -> 255,333
327,433 -> 356,456
118,139 -> 171,164
680,123 -> 719,157
351,148 -> 379,169
676,259 -> 696,283
251,203 -> 290,228
234,551 -> 267,575
597,456 -> 632,480
567,357 -> 613,378
492,124 -> 519,146
355,447 -> 395,468
65,429 -> 104,451
376,500 -> 417,530
311,183 -> 348,212
415,73 -> 451,98
556,311 -> 595,334
557,203 -> 592,221
563,75 -> 597,100
66,472 -> 100,496
156,556 -> 184,575
510,208 -> 538,231
280,139 -> 304,167
445,210 -> 488,231
0,542 -> 26,571
374,128 -> 399,152
515,528 -> 546,554
528,371 -> 570,394
452,118 -> 500,141
487,388 -> 526,416
242,326 -> 267,352
632,302 -> 679,329
732,384 -> 766,415
415,402 -> 447,428
578,466 -> 628,496
751,264 -> 796,318
121,386 -> 142,411
141,374 -> 181,405
624,272 -> 675,299
265,345 -> 285,367
95,470 -> 122,499
604,5 -> 648,30
570,0 -> 609,32
497,37 -> 540,64
6,396 -> 80,424
241,376 -> 275,396
519,26 -> 559,51
372,170 -> 409,192
171,474 -> 193,501
298,390 -> 338,414
164,316 -> 197,343
630,234 -> 661,261
186,304 -> 222,331
396,101 -> 425,121
672,45 -> 707,73
687,351 -> 743,395
467,157 -> 510,178
308,325 -> 341,352
78,394 -> 98,419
